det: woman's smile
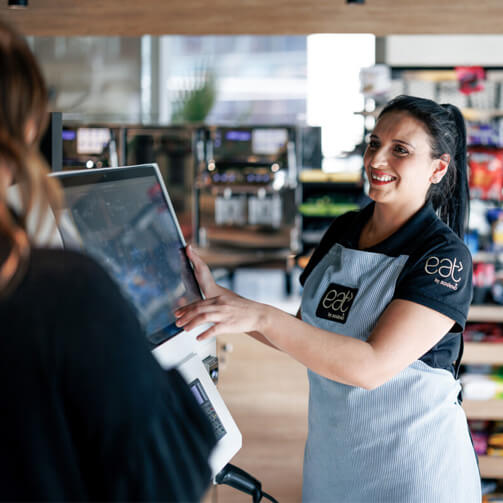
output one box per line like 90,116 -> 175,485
369,168 -> 397,185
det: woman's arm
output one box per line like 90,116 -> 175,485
175,294 -> 455,390
263,298 -> 454,389
183,246 -> 455,389
246,309 -> 302,351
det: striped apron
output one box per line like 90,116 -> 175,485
301,243 -> 481,503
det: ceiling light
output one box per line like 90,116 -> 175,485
8,0 -> 28,8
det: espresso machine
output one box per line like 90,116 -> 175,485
194,126 -> 299,293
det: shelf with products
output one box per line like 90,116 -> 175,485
462,250 -> 503,479
361,66 -> 503,152
463,316 -> 503,478
297,169 -> 368,256
350,65 -> 503,480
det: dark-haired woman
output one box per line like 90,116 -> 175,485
179,95 -> 482,501
0,18 -> 215,502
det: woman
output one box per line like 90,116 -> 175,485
178,95 -> 482,502
0,18 -> 215,502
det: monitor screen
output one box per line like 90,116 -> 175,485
52,165 -> 202,347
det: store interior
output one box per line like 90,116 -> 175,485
5,2 -> 503,502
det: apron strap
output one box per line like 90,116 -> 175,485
454,333 -> 464,402
454,333 -> 464,379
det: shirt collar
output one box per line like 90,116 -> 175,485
354,201 -> 437,256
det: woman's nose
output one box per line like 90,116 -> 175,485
368,149 -> 388,168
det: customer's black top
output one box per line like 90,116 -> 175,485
0,247 -> 215,502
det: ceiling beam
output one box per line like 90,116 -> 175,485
1,0 -> 500,36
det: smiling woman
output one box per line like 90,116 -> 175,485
178,95 -> 481,502
365,112 -> 440,204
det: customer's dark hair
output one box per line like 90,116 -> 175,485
378,95 -> 470,239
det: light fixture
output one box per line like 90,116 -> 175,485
8,0 -> 28,8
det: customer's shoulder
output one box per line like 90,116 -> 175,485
32,247 -> 105,272
29,248 -> 116,291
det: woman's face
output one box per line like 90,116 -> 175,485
363,111 -> 447,210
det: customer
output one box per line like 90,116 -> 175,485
0,18 -> 215,502
178,95 -> 482,502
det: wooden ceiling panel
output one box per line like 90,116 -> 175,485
0,0 -> 500,36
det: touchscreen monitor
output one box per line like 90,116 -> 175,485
51,164 -> 202,347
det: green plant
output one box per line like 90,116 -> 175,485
171,69 -> 217,124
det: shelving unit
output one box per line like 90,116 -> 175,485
465,341 -> 503,364
360,65 -> 503,485
464,305 -> 503,478
479,456 -> 503,479
464,400 -> 503,420
468,305 -> 503,323
297,170 -> 367,256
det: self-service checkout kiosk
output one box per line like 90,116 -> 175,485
48,164 -> 278,502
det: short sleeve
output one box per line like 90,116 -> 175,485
393,239 -> 473,333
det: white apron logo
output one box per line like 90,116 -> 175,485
424,256 -> 463,291
316,283 -> 358,324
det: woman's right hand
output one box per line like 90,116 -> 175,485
186,244 -> 227,299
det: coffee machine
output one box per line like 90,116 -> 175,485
195,126 -> 299,252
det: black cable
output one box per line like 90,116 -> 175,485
215,463 -> 278,503
261,490 -> 279,503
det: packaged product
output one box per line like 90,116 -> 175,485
469,148 -> 503,201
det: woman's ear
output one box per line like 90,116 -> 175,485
24,118 -> 37,145
430,154 -> 450,184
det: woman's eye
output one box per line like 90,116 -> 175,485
368,140 -> 379,149
394,145 -> 408,155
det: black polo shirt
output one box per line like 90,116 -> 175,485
300,202 -> 473,376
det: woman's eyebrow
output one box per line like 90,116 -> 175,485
393,139 -> 415,148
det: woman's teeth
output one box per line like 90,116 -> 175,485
372,174 -> 395,182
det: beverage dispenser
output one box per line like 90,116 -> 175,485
195,126 -> 299,253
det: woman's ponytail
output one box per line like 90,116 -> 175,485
440,104 -> 470,239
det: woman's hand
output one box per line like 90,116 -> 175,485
174,293 -> 273,341
186,244 -> 226,299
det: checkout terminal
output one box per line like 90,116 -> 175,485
49,164 -> 241,476
48,164 -> 278,502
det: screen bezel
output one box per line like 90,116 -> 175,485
50,163 -> 204,347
